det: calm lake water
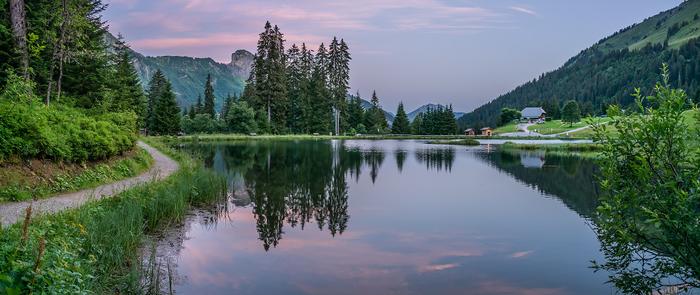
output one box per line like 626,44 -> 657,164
171,140 -> 613,295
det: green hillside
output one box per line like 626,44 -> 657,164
132,55 -> 246,111
459,0 -> 700,129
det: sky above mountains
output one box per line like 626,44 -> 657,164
104,0 -> 682,113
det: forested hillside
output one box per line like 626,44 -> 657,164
105,33 -> 249,111
459,0 -> 700,129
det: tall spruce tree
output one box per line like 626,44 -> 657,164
299,43 -> 314,132
365,90 -> 387,134
146,70 -> 167,132
146,70 -> 180,135
249,21 -> 288,133
286,43 -> 304,133
308,43 -> 332,133
391,102 -> 411,134
347,92 -> 365,130
203,73 -> 216,117
110,35 -> 147,126
152,77 -> 181,135
328,37 -> 351,134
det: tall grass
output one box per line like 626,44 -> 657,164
0,141 -> 227,294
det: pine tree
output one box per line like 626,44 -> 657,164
249,21 -> 288,133
391,102 -> 411,134
411,113 -> 424,134
308,43 -> 332,133
146,71 -> 180,135
347,92 -> 365,130
328,37 -> 351,134
146,70 -> 167,132
365,90 -> 387,134
152,77 -> 181,135
110,35 -> 147,126
286,43 -> 304,133
299,43 -> 315,132
203,73 -> 216,117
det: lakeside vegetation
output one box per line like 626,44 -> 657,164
0,139 -> 227,294
0,147 -> 152,202
591,68 -> 700,293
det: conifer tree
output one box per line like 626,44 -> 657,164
146,70 -> 180,135
364,90 -> 387,133
110,35 -> 147,126
203,73 -> 216,117
286,43 -> 304,133
308,43 -> 332,133
299,43 -> 315,132
152,77 -> 181,135
328,37 -> 351,134
146,70 -> 167,132
391,102 -> 411,134
411,113 -> 424,134
347,92 -> 365,130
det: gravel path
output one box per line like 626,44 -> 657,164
0,141 -> 179,227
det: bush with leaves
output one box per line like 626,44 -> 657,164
0,72 -> 137,162
591,65 -> 700,293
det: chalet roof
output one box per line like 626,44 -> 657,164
480,127 -> 492,131
465,128 -> 474,132
521,107 -> 546,118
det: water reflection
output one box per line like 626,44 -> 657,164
415,147 -> 456,172
475,150 -> 600,218
176,140 -> 612,295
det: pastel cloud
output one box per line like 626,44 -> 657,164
509,6 -> 538,16
510,250 -> 534,258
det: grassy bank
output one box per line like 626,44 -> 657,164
0,147 -> 153,203
427,139 -> 480,146
157,133 -> 590,143
0,139 -> 227,294
500,142 -> 603,158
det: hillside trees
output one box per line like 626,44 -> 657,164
458,37 -> 700,129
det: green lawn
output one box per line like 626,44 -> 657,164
493,122 -> 519,134
528,117 -> 612,135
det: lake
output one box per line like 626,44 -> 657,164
166,140 -> 613,294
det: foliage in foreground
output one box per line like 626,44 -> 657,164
591,66 -> 700,293
0,156 -> 227,294
0,148 -> 152,202
0,73 -> 138,163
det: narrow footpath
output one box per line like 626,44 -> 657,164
0,141 -> 179,227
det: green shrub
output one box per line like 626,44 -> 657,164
0,101 -> 137,162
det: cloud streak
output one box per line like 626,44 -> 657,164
509,6 -> 537,16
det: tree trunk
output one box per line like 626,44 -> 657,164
56,0 -> 69,103
46,0 -> 69,105
9,0 -> 29,79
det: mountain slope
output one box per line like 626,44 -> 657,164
459,0 -> 700,129
408,104 -> 465,121
106,33 -> 250,111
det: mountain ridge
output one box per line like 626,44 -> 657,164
458,0 -> 700,128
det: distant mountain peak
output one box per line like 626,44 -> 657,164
229,50 -> 254,79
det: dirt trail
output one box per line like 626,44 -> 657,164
0,141 -> 178,227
